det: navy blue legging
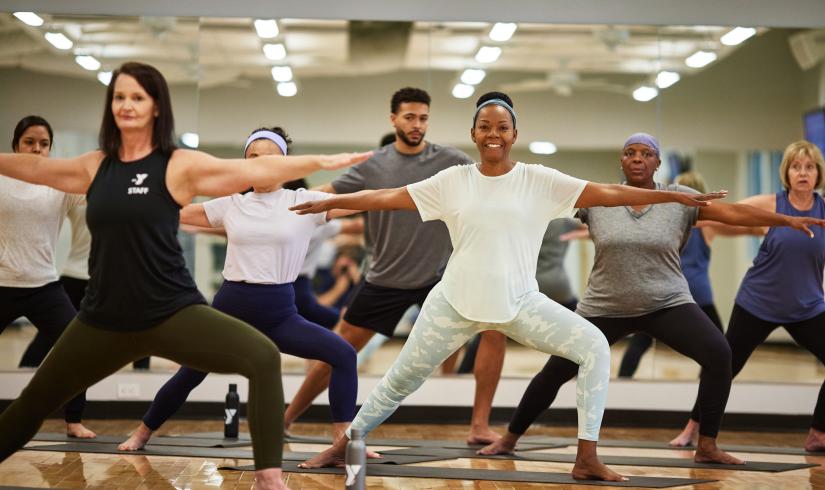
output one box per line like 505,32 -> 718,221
293,275 -> 340,329
142,280 -> 357,429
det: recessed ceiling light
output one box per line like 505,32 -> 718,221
475,46 -> 502,63
655,71 -> 680,89
452,83 -> 475,99
44,32 -> 73,50
263,43 -> 286,60
685,50 -> 717,68
460,69 -> 486,85
254,19 -> 279,39
277,81 -> 297,97
721,27 -> 756,46
75,55 -> 101,71
489,23 -> 517,42
632,86 -> 659,102
270,66 -> 293,82
529,141 -> 557,155
97,71 -> 112,86
13,12 -> 44,27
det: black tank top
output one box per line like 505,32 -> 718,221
78,149 -> 206,330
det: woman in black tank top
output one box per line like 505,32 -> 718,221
0,61 -> 370,490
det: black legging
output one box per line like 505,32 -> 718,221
689,304 -> 825,430
618,303 -> 723,378
509,303 -> 732,438
20,276 -> 151,370
1,282 -> 87,423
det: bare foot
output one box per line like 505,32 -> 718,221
572,454 -> 628,482
67,422 -> 96,439
669,419 -> 699,447
255,467 -> 288,489
477,432 -> 518,455
694,436 -> 744,465
118,423 -> 153,451
298,445 -> 345,469
466,426 -> 501,445
805,428 -> 825,452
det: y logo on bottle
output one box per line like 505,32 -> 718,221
128,173 -> 149,195
345,465 -> 362,486
224,408 -> 237,424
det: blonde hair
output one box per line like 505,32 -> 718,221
779,140 -> 825,191
675,171 -> 707,194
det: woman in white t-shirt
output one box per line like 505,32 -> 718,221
118,127 -> 358,451
0,115 -> 95,438
291,92 -> 725,481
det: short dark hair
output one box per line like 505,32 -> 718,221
379,132 -> 396,147
12,115 -> 53,152
99,62 -> 176,159
245,126 -> 292,156
474,91 -> 515,127
390,87 -> 430,114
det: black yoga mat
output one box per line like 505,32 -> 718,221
31,432 -> 252,448
282,432 -> 562,450
219,461 -> 715,487
379,446 -> 817,472
21,442 -> 444,465
522,435 -> 825,456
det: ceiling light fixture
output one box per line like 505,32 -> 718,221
270,66 -> 293,82
460,68 -> 486,85
277,81 -> 297,97
254,19 -> 279,39
180,133 -> 199,148
75,55 -> 101,71
44,32 -> 73,50
13,12 -> 44,27
489,23 -> 517,42
720,27 -> 756,46
263,43 -> 286,60
685,50 -> 717,68
452,83 -> 475,99
655,71 -> 680,89
97,71 -> 112,86
475,46 -> 502,63
632,86 -> 659,102
529,141 -> 557,155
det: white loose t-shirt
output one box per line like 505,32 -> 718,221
0,176 -> 84,287
407,162 -> 587,322
203,189 -> 330,284
61,204 -> 92,280
300,219 -> 343,277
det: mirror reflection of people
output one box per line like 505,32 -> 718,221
0,61 -> 370,490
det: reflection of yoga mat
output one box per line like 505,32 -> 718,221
523,436 -> 825,456
379,446 -> 817,472
31,432 -> 252,448
283,433 -> 561,450
21,443 -> 444,465
222,461 -> 714,487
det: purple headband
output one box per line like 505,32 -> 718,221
244,130 -> 288,157
623,132 -> 660,156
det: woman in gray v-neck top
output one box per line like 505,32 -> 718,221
483,132 -> 825,466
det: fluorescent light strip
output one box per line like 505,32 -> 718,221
263,43 -> 286,60
13,12 -> 44,27
75,55 -> 101,71
475,46 -> 502,63
277,82 -> 297,97
44,32 -> 73,50
489,23 -> 517,42
720,27 -> 756,46
460,68 -> 486,85
632,86 -> 658,102
271,66 -> 293,82
97,71 -> 112,86
254,19 -> 279,39
452,83 -> 474,99
655,71 -> 680,89
529,141 -> 557,155
685,50 -> 717,68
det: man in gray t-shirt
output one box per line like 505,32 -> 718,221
284,87 -> 507,445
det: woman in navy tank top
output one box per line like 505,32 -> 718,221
0,62 -> 369,489
673,141 -> 825,451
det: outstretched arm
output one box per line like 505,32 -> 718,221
291,187 -> 416,215
699,202 -> 825,238
180,203 -> 212,228
0,151 -> 101,194
168,149 -> 372,205
575,182 -> 726,209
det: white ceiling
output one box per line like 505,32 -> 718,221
0,13 -> 771,99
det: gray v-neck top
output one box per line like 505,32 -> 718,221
575,183 -> 699,318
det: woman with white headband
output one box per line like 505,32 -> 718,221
290,92 -> 734,481
119,126 -> 359,451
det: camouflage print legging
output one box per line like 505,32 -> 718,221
348,282 -> 611,441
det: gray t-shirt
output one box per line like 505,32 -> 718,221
536,217 -> 580,304
575,184 -> 699,318
332,142 -> 472,289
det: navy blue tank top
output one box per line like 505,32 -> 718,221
78,149 -> 206,330
736,191 -> 825,323
680,228 -> 713,306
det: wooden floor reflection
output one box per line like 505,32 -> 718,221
1,420 -> 823,489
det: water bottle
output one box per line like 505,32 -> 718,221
344,429 -> 366,490
224,383 -> 240,438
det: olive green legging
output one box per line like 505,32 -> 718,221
0,304 -> 284,469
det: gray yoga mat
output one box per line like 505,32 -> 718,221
379,446 -> 817,472
221,461 -> 715,487
21,442 -> 445,465
522,435 -> 825,457
31,432 -> 252,448
282,432 -> 562,450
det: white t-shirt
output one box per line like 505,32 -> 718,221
203,189 -> 330,284
407,162 -> 587,322
300,219 -> 343,277
0,176 -> 84,287
61,204 -> 92,280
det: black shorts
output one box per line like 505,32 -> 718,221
343,280 -> 436,337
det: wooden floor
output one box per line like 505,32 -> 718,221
1,419 -> 823,489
